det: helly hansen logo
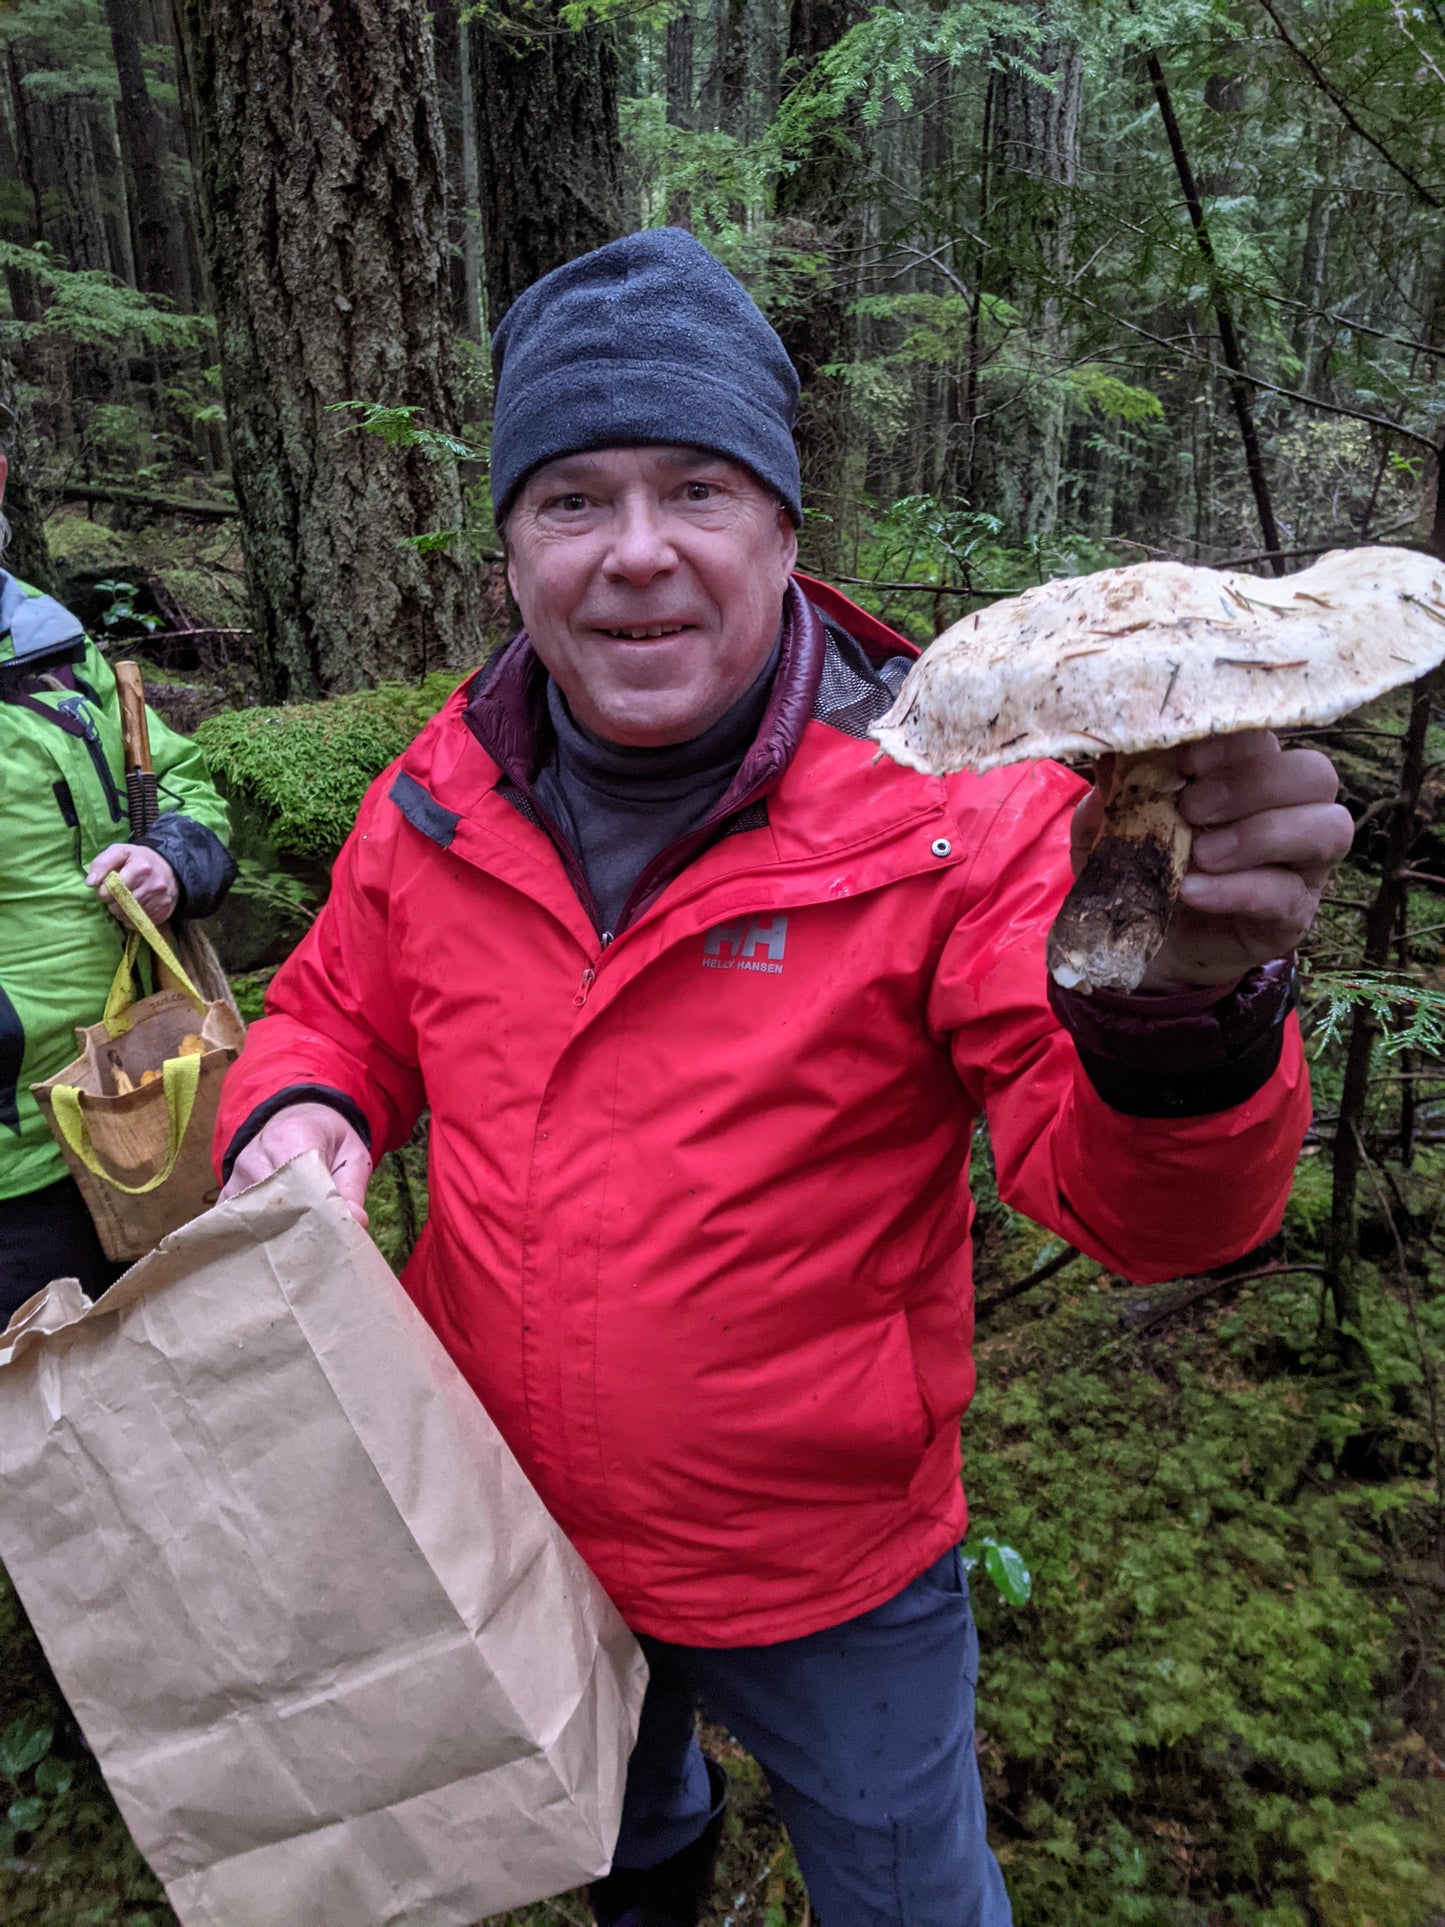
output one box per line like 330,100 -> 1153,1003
702,915 -> 789,975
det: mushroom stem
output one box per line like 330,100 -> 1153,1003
1047,749 -> 1192,994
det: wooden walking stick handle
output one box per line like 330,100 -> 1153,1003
111,659 -> 182,993
114,661 -> 153,775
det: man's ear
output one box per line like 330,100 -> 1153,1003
777,502 -> 798,576
0,451 -> 10,508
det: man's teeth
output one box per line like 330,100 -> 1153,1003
603,624 -> 686,639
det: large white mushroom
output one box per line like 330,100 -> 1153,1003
871,545 -> 1445,994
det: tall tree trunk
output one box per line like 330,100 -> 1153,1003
989,37 -> 1082,540
667,11 -> 695,128
431,1 -> 482,341
665,9 -> 696,227
470,1 -> 624,327
96,101 -> 137,287
716,0 -> 749,137
104,0 -> 193,303
456,12 -> 484,341
0,332 -> 56,594
173,0 -> 478,697
20,75 -> 116,273
0,67 -> 42,320
775,0 -> 865,569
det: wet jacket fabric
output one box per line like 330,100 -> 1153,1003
0,575 -> 235,1201
215,581 -> 1310,1646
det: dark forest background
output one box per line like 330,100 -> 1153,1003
0,2 -> 1444,1923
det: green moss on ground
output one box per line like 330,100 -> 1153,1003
41,512 -> 136,573
193,672 -> 462,860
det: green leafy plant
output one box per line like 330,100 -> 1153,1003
93,578 -> 162,635
964,1536 -> 1034,1607
0,1717 -> 72,1857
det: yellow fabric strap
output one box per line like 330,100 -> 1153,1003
101,871 -> 205,1038
48,1050 -> 202,1195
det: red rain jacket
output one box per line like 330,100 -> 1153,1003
216,581 -> 1309,1645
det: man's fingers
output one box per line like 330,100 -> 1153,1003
1181,746 -> 1339,828
330,1154 -> 371,1228
1178,865 -> 1318,929
1175,729 -> 1280,778
1191,801 -> 1354,875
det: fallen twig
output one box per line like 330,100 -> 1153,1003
1133,1263 -> 1325,1337
976,1244 -> 1083,1321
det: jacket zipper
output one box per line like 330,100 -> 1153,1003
573,930 -> 614,1007
59,697 -> 125,822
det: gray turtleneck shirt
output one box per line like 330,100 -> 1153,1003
533,639 -> 781,937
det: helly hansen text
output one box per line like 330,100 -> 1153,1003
702,915 -> 789,974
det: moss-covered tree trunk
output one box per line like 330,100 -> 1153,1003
470,2 -> 624,327
173,0 -> 477,697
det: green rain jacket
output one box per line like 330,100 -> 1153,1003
0,571 -> 236,1201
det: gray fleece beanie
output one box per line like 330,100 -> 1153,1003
490,229 -> 803,525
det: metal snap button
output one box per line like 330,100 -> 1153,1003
931,837 -> 952,858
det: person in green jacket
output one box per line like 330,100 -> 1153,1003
0,457 -> 236,1316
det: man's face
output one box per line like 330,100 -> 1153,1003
505,445 -> 798,746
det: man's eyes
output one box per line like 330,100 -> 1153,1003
541,480 -> 722,512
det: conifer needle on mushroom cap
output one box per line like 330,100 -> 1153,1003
871,546 -> 1445,995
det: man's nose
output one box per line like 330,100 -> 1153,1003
602,495 -> 678,583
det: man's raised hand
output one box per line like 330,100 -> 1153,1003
1070,730 -> 1355,990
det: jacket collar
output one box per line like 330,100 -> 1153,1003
463,581 -> 839,930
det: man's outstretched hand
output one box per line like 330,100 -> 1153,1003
217,1101 -> 373,1226
1070,730 -> 1355,991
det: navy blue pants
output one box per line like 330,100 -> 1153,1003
0,1177 -> 123,1323
615,1548 -> 1013,1926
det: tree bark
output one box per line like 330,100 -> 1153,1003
104,0 -> 194,303
667,11 -> 695,129
0,63 -> 42,320
716,0 -> 749,137
456,12 -> 484,342
470,0 -> 624,327
665,9 -> 696,227
172,0 -> 478,697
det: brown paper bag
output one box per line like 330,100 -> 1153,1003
0,1153 -> 648,1927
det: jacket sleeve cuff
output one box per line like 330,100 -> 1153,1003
1049,956 -> 1297,1118
219,1085 -> 374,1183
142,810 -> 239,921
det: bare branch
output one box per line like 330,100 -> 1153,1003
1255,0 -> 1443,208
1059,287 -> 1440,454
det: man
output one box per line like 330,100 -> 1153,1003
215,231 -> 1351,1925
0,456 -> 236,1317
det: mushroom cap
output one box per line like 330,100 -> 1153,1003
871,546 -> 1445,777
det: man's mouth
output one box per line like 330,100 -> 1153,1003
594,622 -> 695,640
